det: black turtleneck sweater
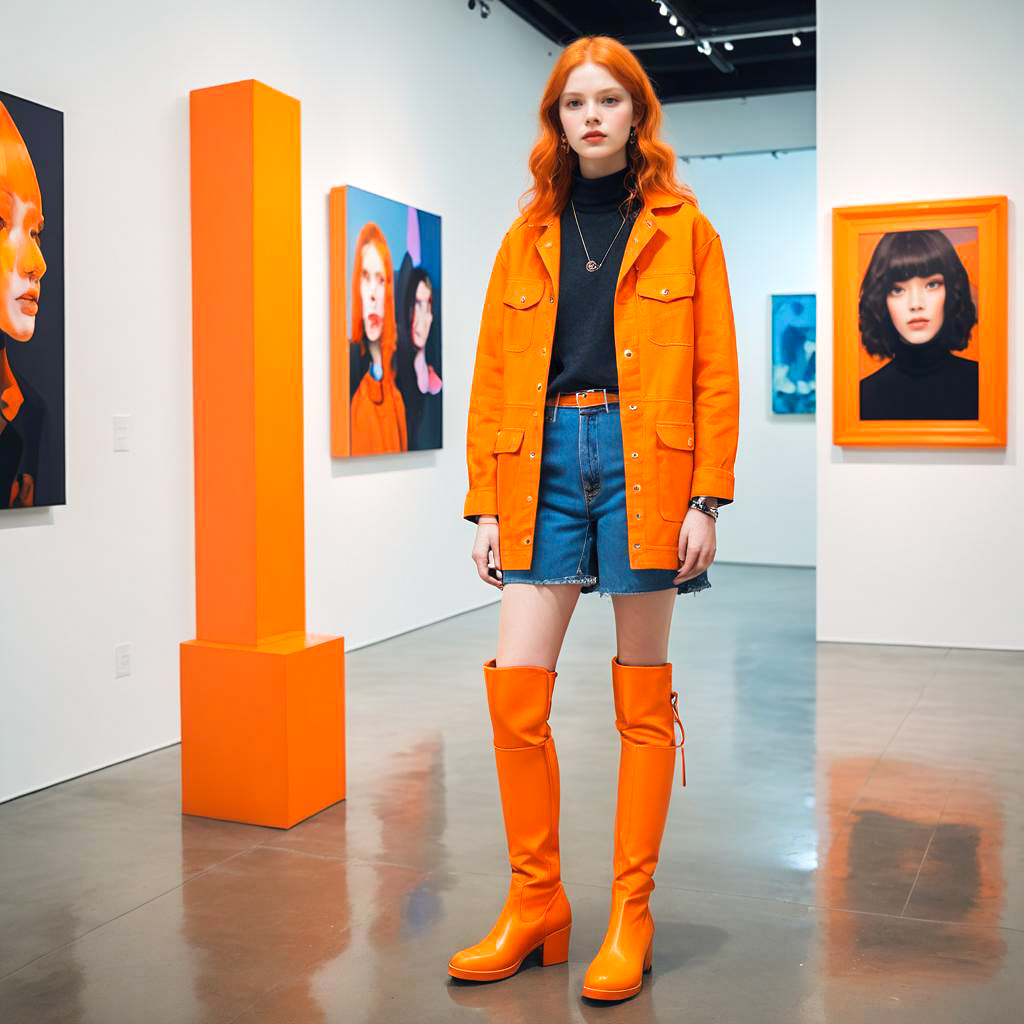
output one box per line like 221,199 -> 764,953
546,165 -> 641,399
859,335 -> 979,420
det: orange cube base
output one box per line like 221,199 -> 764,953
180,632 -> 346,828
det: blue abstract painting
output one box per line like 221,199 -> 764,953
771,294 -> 816,415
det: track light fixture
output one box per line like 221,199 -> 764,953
467,0 -> 490,18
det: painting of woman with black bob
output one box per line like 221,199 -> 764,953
858,229 -> 979,420
395,253 -> 442,450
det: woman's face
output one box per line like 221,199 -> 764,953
0,186 -> 46,343
359,240 -> 386,342
886,273 -> 945,344
558,61 -> 637,176
411,280 -> 432,348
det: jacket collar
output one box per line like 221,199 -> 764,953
525,187 -> 686,229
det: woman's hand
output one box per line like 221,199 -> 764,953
674,507 -> 716,585
472,518 -> 503,589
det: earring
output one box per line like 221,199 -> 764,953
560,132 -> 569,153
629,126 -> 637,145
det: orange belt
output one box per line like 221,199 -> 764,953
546,388 -> 620,409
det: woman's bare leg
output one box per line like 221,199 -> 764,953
496,583 -> 583,668
610,588 -> 677,664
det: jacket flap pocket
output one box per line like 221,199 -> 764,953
503,278 -> 544,309
636,271 -> 696,302
493,427 -> 525,454
655,420 -> 695,450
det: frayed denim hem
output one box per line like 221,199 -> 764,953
594,574 -> 713,598
501,575 -> 599,588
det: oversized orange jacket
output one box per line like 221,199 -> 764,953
464,188 -> 740,571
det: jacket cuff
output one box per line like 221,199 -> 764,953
691,468 -> 734,505
464,487 -> 498,523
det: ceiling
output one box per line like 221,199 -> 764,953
496,0 -> 816,103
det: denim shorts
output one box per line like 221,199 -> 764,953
500,399 -> 712,598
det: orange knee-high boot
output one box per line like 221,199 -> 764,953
581,655 -> 686,1001
448,658 -> 572,981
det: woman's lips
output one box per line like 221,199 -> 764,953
907,319 -> 929,328
17,297 -> 38,314
583,133 -> 606,141
367,313 -> 381,327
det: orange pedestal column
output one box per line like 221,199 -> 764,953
181,80 -> 345,828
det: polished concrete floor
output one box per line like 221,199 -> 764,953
2,563 -> 1022,1023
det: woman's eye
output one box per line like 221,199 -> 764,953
603,97 -> 619,104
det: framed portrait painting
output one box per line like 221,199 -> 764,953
832,196 -> 1007,447
329,185 -> 442,457
0,90 -> 65,509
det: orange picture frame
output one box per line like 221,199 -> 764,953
832,195 -> 1007,446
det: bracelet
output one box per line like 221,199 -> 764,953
688,496 -> 719,521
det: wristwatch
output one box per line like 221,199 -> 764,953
688,495 -> 719,521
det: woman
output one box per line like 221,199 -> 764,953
858,229 -> 979,420
0,99 -> 47,509
395,254 -> 443,450
449,37 -> 740,1002
349,222 -> 408,454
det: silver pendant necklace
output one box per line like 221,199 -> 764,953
571,199 -> 627,272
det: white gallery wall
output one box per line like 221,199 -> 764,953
672,147 -> 817,568
817,0 -> 1023,649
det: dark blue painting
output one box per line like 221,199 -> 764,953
771,294 -> 816,415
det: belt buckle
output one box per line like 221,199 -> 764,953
575,390 -> 588,408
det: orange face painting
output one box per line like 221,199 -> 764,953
1,98 -> 50,509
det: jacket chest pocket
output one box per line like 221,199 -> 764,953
654,420 -> 695,522
502,278 -> 544,351
637,271 -> 695,346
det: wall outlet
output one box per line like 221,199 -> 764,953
115,643 -> 132,678
113,415 -> 130,452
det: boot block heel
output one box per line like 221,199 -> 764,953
643,941 -> 653,973
541,923 -> 571,966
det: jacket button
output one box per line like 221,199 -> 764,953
629,403 -> 637,410
524,536 -> 532,545
545,242 -> 552,247
631,452 -> 639,459
633,543 -> 641,549
541,347 -> 547,354
536,383 -> 542,390
623,349 -> 633,358
529,451 -> 536,458
635,512 -> 642,519
687,438 -> 693,447
633,484 -> 641,491
660,287 -> 669,295
526,495 -> 533,502
549,295 -> 554,302
521,295 -> 528,303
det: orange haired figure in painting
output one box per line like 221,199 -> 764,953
449,36 -> 740,1003
349,222 -> 407,454
0,100 -> 47,509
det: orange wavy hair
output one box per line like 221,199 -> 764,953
519,36 -> 696,225
350,222 -> 396,361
